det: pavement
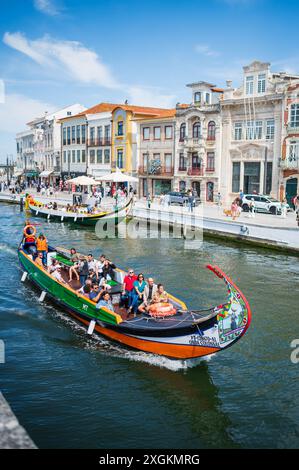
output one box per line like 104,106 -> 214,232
0,393 -> 36,449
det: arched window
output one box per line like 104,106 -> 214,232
193,121 -> 201,138
207,121 -> 216,140
180,123 -> 186,141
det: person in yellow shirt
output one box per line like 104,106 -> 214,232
35,252 -> 44,268
36,233 -> 48,266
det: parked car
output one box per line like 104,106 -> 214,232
241,194 -> 288,215
166,191 -> 201,206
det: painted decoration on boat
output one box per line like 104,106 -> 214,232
217,282 -> 248,345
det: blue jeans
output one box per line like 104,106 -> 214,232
80,274 -> 88,286
131,292 -> 143,314
38,250 -> 47,266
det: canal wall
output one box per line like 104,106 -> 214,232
132,206 -> 299,255
0,393 -> 36,449
1,191 -> 298,254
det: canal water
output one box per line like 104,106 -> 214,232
0,203 -> 298,449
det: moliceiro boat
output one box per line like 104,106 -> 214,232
27,197 -> 133,226
18,232 -> 251,360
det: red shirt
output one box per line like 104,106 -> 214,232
124,274 -> 138,291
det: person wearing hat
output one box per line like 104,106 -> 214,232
36,233 -> 48,266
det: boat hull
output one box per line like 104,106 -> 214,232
28,198 -> 133,226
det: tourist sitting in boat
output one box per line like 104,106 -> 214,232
76,278 -> 92,294
101,258 -> 116,280
68,255 -> 80,283
152,284 -> 169,304
35,252 -> 44,268
89,283 -> 100,301
130,273 -> 147,316
36,233 -> 48,266
47,202 -> 53,209
88,269 -> 97,284
138,278 -> 158,314
51,265 -> 67,284
95,254 -> 106,278
48,258 -> 59,273
95,292 -> 114,312
82,284 -> 91,299
121,269 -> 138,309
53,202 -> 58,210
87,254 -> 96,273
66,204 -> 71,212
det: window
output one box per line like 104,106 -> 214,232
67,127 -> 71,145
193,121 -> 201,138
67,151 -> 71,164
81,125 -> 86,144
104,125 -> 110,143
207,121 -> 216,140
255,121 -> 263,140
266,119 -> 275,140
179,153 -> 187,170
258,74 -> 266,93
154,127 -> 161,140
142,153 -> 148,169
90,127 -> 95,144
206,152 -> 215,171
63,151 -> 67,163
117,121 -> 124,136
205,93 -> 210,104
165,126 -> 173,139
244,162 -> 261,194
63,128 -> 67,145
104,149 -> 110,164
82,150 -> 86,163
194,92 -> 201,103
246,76 -> 254,95
164,153 -> 172,172
246,121 -> 255,140
76,125 -> 81,144
234,122 -> 243,140
117,149 -> 124,168
97,126 -> 103,144
232,162 -> 241,193
143,127 -> 150,140
90,150 -> 95,164
289,140 -> 299,161
72,150 -> 76,163
72,126 -> 76,143
97,149 -> 102,164
180,123 -> 186,141
179,181 -> 186,192
77,150 -> 80,163
290,104 -> 299,128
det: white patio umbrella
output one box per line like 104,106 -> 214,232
67,176 -> 97,186
97,169 -> 138,183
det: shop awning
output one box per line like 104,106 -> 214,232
39,170 -> 53,178
24,171 -> 39,177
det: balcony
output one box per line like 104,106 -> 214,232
187,167 -> 204,176
139,165 -> 174,177
178,166 -> 187,172
88,138 -> 111,147
185,137 -> 204,148
280,157 -> 299,169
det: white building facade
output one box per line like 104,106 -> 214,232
87,112 -> 112,179
220,61 -> 299,203
174,82 -> 223,201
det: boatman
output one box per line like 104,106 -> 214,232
36,233 -> 48,266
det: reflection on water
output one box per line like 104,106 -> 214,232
0,203 -> 298,449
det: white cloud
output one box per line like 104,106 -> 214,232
34,0 -> 61,16
195,44 -> 220,58
0,93 -> 55,133
3,32 -> 120,89
127,86 -> 176,108
3,32 -> 177,107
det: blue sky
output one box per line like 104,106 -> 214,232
1,0 -> 299,161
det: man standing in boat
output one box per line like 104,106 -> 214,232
36,233 -> 48,266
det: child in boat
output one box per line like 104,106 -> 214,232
68,252 -> 80,283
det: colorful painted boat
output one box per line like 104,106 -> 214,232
18,237 -> 251,360
28,197 -> 133,226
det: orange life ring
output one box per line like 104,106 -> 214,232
148,302 -> 177,318
23,225 -> 36,238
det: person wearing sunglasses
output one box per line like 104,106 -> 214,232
122,269 -> 137,312
130,273 -> 147,316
